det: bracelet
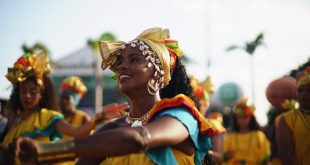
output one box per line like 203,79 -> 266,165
36,138 -> 76,163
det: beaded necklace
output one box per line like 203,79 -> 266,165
125,111 -> 150,127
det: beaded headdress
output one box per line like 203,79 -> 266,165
6,53 -> 51,89
99,27 -> 183,91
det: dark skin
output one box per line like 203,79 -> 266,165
17,45 -> 195,164
276,84 -> 310,165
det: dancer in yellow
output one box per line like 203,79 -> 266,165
224,98 -> 270,165
276,66 -> 310,165
59,76 -> 92,141
59,76 -> 129,140
0,53 -> 126,164
57,76 -> 129,165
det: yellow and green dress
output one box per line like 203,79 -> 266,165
1,108 -> 63,164
223,130 -> 271,165
3,108 -> 63,145
101,94 -> 224,165
282,109 -> 310,165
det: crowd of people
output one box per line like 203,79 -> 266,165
0,27 -> 309,165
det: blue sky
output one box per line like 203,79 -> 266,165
1,0 -> 310,124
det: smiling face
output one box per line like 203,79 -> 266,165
112,45 -> 155,95
19,79 -> 42,111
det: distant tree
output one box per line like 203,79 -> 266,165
22,42 -> 50,55
87,32 -> 117,51
21,42 -> 59,67
226,32 -> 265,103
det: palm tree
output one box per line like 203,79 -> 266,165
22,42 -> 50,55
226,32 -> 265,103
21,42 -> 60,67
87,32 -> 117,113
87,32 -> 117,51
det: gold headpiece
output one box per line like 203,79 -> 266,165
99,27 -> 183,87
60,76 -> 87,96
297,66 -> 310,88
6,53 -> 52,89
233,98 -> 255,117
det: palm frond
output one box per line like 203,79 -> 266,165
87,32 -> 117,50
225,45 -> 242,52
245,32 -> 265,55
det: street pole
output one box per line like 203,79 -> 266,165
94,51 -> 103,114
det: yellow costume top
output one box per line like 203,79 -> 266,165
61,110 -> 88,140
224,131 -> 270,165
3,108 -> 63,145
283,109 -> 310,165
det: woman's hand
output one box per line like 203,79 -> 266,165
15,137 -> 38,164
99,102 -> 130,120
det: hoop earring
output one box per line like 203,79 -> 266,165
147,79 -> 158,95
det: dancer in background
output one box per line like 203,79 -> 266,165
224,98 -> 270,165
276,66 -> 310,165
59,76 -> 129,140
57,76 -> 129,165
264,76 -> 297,164
0,53 -> 126,164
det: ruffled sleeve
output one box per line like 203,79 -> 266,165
146,107 -> 211,165
22,108 -> 64,142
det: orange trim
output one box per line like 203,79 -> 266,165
146,94 -> 225,136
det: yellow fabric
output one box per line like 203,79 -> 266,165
283,109 -> 310,165
100,148 -> 195,165
270,158 -> 282,165
99,27 -> 174,87
208,119 -> 226,134
223,131 -> 270,165
3,108 -> 62,145
61,110 -> 87,140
